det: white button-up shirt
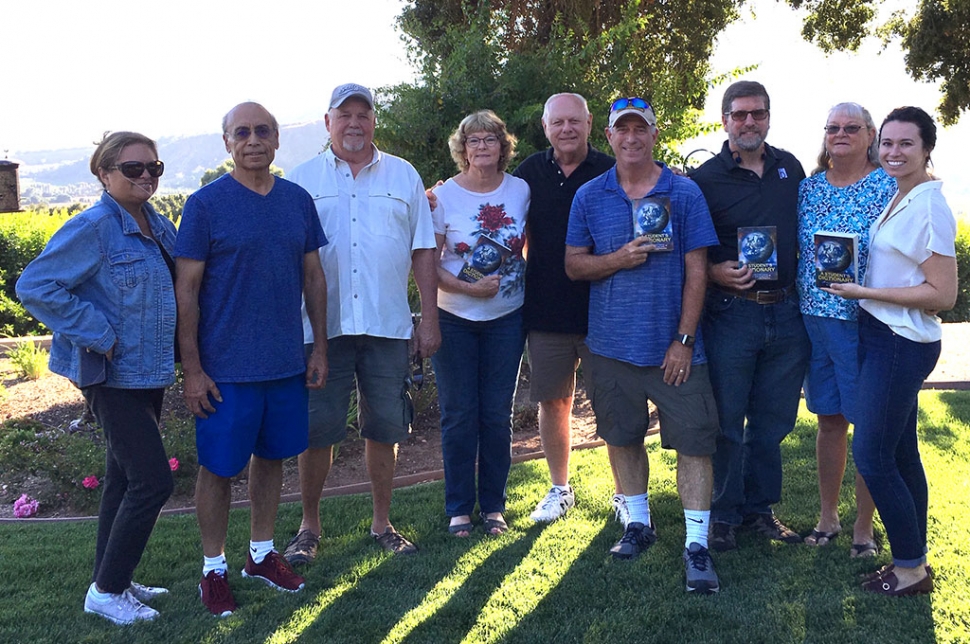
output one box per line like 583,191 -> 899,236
289,146 -> 436,342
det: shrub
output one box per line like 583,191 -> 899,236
7,340 -> 48,380
941,218 -> 970,323
0,209 -> 71,336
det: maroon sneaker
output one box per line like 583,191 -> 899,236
242,551 -> 305,592
199,570 -> 237,617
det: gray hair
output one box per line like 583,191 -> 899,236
812,102 -> 879,175
542,93 -> 590,121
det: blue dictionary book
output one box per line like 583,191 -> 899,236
458,235 -> 512,283
814,231 -> 858,287
632,196 -> 673,251
737,225 -> 778,280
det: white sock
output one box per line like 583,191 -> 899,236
90,583 -> 116,598
684,509 -> 710,548
625,493 -> 651,526
249,539 -> 274,564
202,554 -> 228,576
552,484 -> 571,493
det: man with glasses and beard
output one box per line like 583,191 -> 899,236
689,81 -> 810,553
283,83 -> 440,564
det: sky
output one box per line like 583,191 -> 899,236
4,0 -> 967,212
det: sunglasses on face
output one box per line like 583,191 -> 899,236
610,97 -> 652,113
111,160 -> 165,179
824,124 -> 864,135
230,125 -> 274,140
725,109 -> 769,122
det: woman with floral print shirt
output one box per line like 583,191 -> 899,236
431,110 -> 530,537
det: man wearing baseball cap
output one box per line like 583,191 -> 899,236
564,97 -> 722,593
283,83 -> 440,561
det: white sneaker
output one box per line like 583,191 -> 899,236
84,583 -> 159,625
129,581 -> 169,603
530,486 -> 575,522
612,494 -> 630,528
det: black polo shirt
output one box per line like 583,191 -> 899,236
690,141 -> 806,289
514,144 -> 615,333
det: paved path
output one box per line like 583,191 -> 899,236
926,322 -> 970,389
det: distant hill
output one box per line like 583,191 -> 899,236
17,121 -> 331,191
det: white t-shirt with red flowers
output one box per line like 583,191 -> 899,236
432,173 -> 530,321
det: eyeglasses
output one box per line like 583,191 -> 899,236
110,160 -> 165,179
725,109 -> 769,122
823,124 -> 864,135
408,355 -> 425,390
466,136 -> 500,148
229,125 -> 275,140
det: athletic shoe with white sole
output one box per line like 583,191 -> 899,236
199,570 -> 237,617
84,583 -> 159,625
530,486 -> 575,522
683,542 -> 720,594
128,581 -> 169,603
242,551 -> 305,592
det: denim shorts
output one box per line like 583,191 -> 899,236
802,314 -> 860,423
307,337 -> 412,448
196,374 -> 309,477
584,352 -> 719,456
526,331 -> 590,402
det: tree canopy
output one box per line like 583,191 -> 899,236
788,0 -> 970,125
377,0 -> 739,182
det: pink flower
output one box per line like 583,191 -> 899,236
169,457 -> 179,472
476,204 -> 512,231
82,475 -> 100,490
13,494 -> 39,518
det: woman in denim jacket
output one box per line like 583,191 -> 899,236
16,132 -> 177,625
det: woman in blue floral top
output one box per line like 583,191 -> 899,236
431,110 -> 530,537
796,103 -> 895,557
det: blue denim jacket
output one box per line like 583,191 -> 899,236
16,192 -> 177,388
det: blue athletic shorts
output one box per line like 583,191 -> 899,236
196,374 -> 309,477
802,314 -> 860,423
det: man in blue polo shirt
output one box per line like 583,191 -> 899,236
565,98 -> 721,593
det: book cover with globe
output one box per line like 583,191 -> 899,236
814,231 -> 858,287
632,196 -> 673,251
737,226 -> 778,280
458,234 -> 513,283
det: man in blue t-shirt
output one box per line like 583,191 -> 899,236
175,102 -> 329,617
565,98 -> 721,594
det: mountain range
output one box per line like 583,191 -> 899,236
15,121 -> 331,193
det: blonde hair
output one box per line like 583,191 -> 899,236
447,110 -> 517,173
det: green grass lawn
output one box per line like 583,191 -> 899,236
2,391 -> 968,644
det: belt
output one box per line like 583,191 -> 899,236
717,284 -> 795,305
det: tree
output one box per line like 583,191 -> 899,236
378,0 -> 740,182
199,160 -> 284,187
787,0 -> 970,125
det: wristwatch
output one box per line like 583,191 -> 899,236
676,334 -> 695,347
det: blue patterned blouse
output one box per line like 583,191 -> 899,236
796,167 -> 896,320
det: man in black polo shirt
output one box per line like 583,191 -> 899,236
513,93 -> 619,523
689,81 -> 810,551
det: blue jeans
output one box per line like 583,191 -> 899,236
853,311 -> 939,567
432,308 -> 525,517
702,290 -> 810,525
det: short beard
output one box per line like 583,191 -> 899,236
730,131 -> 765,152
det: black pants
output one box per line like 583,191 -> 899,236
82,386 -> 174,594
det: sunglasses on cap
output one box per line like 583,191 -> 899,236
409,355 -> 425,390
610,97 -> 653,113
229,125 -> 275,140
111,160 -> 165,179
